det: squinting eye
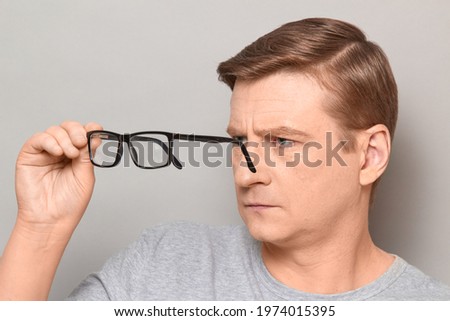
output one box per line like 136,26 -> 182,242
275,137 -> 294,147
233,136 -> 248,144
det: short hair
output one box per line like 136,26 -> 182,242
217,18 -> 398,203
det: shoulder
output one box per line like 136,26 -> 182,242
381,256 -> 450,300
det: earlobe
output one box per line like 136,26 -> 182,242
359,125 -> 391,186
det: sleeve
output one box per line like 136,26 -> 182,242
67,273 -> 111,300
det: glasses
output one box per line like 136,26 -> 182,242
86,130 -> 256,172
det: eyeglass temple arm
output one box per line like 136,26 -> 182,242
175,134 -> 256,173
130,136 -> 183,170
236,142 -> 256,173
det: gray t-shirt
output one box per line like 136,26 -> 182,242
68,222 -> 450,300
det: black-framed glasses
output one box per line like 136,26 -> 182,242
86,130 -> 256,172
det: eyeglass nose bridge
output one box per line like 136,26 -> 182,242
121,133 -> 139,166
110,135 -> 124,167
122,133 -> 131,144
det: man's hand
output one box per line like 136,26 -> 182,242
0,121 -> 102,300
15,121 -> 102,233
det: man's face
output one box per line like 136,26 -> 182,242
227,72 -> 364,247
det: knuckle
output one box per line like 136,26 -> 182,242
45,125 -> 61,134
60,120 -> 77,127
61,120 -> 83,134
30,131 -> 44,139
42,133 -> 57,146
85,122 -> 103,131
62,121 -> 86,137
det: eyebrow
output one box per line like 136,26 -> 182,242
257,126 -> 311,139
226,125 -> 311,139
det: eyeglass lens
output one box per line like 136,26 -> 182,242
89,132 -> 172,168
129,134 -> 170,168
89,132 -> 120,167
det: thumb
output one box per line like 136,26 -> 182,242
72,122 -> 103,180
71,142 -> 95,187
77,143 -> 94,166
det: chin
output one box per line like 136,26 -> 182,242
239,206 -> 297,244
243,218 -> 285,243
242,215 -> 309,247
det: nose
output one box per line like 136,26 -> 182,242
233,141 -> 271,188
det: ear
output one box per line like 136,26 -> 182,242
359,124 -> 391,186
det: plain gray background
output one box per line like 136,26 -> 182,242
1,0 -> 449,300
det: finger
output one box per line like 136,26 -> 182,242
60,120 -> 89,149
24,132 -> 64,157
45,126 -> 80,159
84,122 -> 103,133
78,122 -> 104,162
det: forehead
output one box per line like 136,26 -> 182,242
228,72 -> 334,134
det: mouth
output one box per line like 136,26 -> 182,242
244,203 -> 277,210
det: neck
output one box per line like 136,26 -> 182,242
261,211 -> 394,294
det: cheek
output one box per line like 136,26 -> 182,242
313,160 -> 361,211
282,151 -> 360,206
231,146 -> 246,169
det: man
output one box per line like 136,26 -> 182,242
1,18 -> 449,300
